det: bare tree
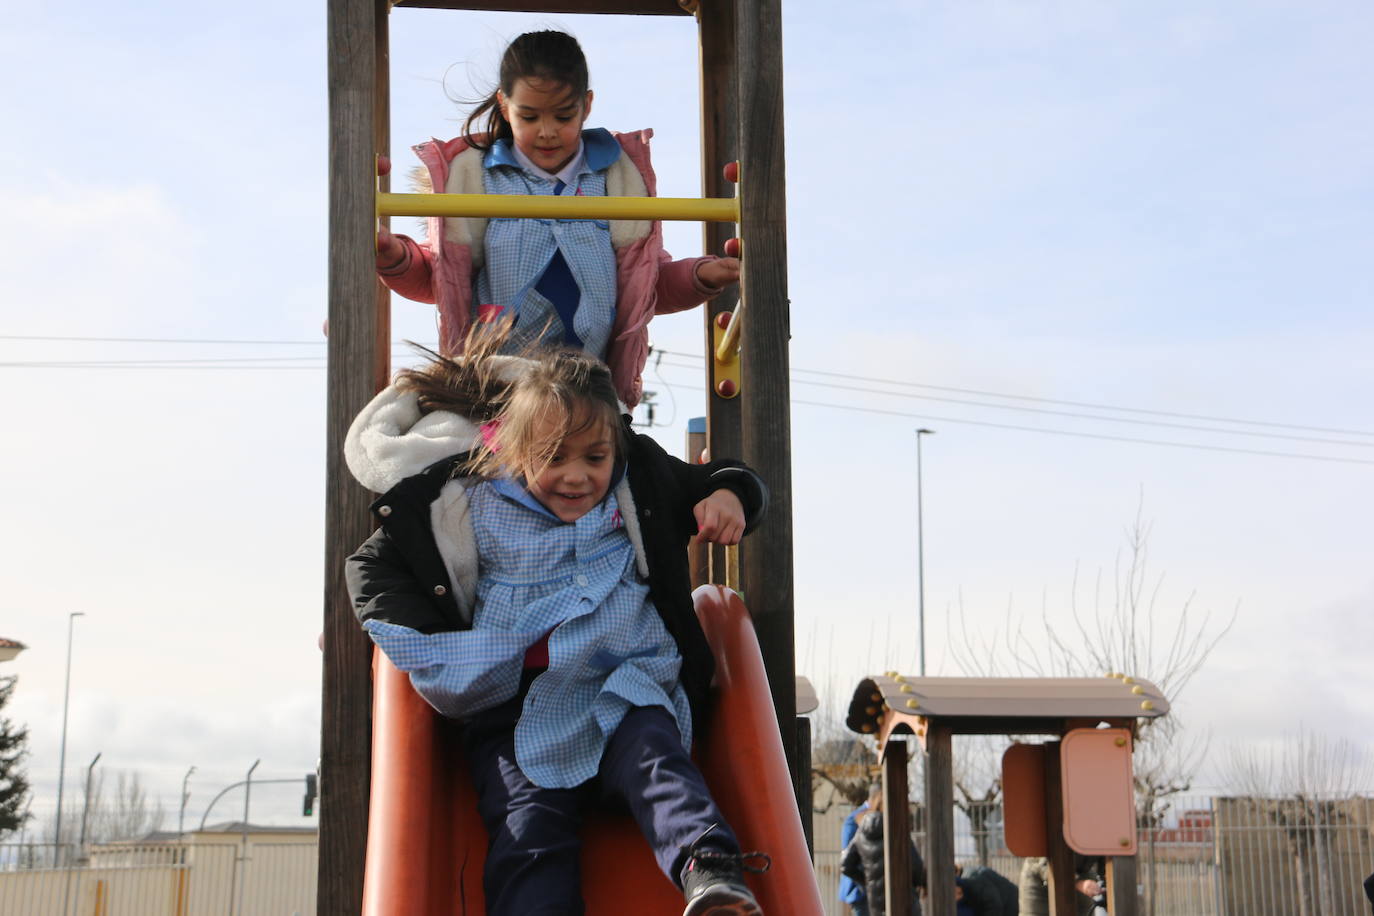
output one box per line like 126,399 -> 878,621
809,671 -> 881,813
947,500 -> 1235,914
950,502 -> 1234,809
808,672 -> 928,851
40,770 -> 167,851
953,734 -> 1009,866
812,732 -> 878,812
1225,731 -> 1372,916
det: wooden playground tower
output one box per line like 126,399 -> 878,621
323,1 -> 795,912
846,673 -> 1172,916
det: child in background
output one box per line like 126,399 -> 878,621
839,784 -> 881,915
376,29 -> 739,408
344,327 -> 768,915
841,791 -> 927,916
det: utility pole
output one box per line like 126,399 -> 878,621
54,611 -> 85,867
916,429 -> 935,676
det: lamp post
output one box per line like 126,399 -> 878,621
235,759 -> 260,916
54,611 -> 85,866
916,430 -> 935,677
178,765 -> 196,840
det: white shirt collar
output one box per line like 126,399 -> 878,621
512,138 -> 586,187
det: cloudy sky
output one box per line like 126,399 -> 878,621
3,0 -> 1371,830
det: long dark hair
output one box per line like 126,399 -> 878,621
462,30 -> 590,150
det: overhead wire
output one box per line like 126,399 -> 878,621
652,348 -> 1374,439
646,353 -> 1374,448
642,369 -> 1374,466
6,334 -> 1372,463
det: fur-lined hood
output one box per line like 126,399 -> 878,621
344,356 -> 531,493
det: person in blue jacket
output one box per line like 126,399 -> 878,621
840,784 -> 883,915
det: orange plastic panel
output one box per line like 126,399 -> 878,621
693,586 -> 823,916
1061,727 -> 1136,856
361,585 -> 823,915
1001,743 -> 1048,857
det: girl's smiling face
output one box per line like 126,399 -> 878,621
498,77 -> 592,175
526,417 -> 615,523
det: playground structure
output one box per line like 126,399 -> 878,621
323,0 -> 801,912
324,3 -> 1184,915
845,673 -> 1171,916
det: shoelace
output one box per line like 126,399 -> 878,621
681,823 -> 772,876
687,848 -> 772,875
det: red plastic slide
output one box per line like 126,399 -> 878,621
361,584 -> 823,915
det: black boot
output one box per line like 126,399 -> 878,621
679,825 -> 770,916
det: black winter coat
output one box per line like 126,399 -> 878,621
958,865 -> 1019,916
345,418 -> 768,726
841,810 -> 927,916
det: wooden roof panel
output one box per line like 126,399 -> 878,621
846,674 -> 1169,736
795,675 -> 818,715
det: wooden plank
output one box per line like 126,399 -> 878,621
882,736 -> 912,916
736,0 -> 796,779
697,0 -> 741,587
1107,855 -> 1139,916
392,0 -> 689,13
795,715 -> 813,859
685,422 -> 707,586
322,0 -> 389,911
1043,741 -> 1077,916
924,725 -> 956,916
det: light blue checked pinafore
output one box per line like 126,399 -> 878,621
475,130 -> 620,359
363,475 -> 692,789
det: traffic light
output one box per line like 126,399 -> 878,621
303,772 -> 318,817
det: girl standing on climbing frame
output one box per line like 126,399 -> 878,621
376,29 -> 739,408
344,326 -> 768,914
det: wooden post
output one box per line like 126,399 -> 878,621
795,715 -> 813,858
322,0 -> 389,911
696,0 -> 740,585
685,419 -> 708,586
882,737 -> 911,916
1107,855 -> 1138,916
735,0 -> 796,780
1043,741 -> 1077,916
925,724 -> 956,916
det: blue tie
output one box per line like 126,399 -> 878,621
533,179 -> 583,347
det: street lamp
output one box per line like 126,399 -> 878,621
54,611 -> 85,866
179,766 -> 197,840
916,430 -> 935,677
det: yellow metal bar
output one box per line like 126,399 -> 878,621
714,304 -> 743,366
377,192 -> 740,223
711,310 -> 741,399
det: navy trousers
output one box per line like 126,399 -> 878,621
463,696 -> 739,916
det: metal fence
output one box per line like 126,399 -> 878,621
0,841 -> 317,916
6,796 -> 1372,915
816,795 -> 1374,916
